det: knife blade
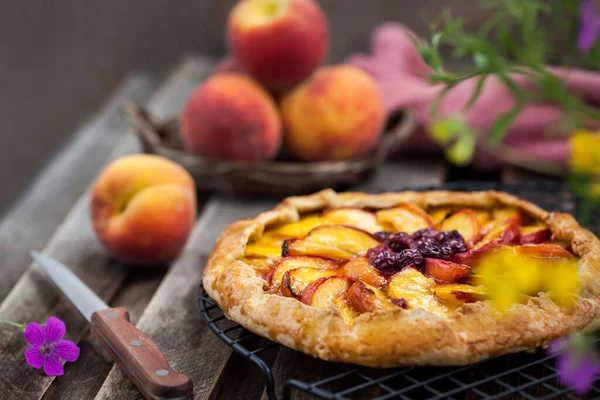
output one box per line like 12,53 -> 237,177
31,251 -> 193,400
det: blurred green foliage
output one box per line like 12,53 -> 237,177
419,0 -> 600,145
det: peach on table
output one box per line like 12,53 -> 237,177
90,154 -> 196,266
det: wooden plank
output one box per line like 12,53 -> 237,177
209,346 -> 279,400
34,57 -> 216,400
0,191 -> 130,398
42,270 -> 165,400
95,198 -> 279,400
0,75 -> 156,304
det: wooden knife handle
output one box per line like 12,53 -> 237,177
91,307 -> 193,400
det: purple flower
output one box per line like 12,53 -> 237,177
24,316 -> 80,376
578,0 -> 600,52
548,335 -> 600,394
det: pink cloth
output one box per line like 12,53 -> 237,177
348,23 -> 600,170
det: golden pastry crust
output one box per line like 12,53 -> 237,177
202,189 -> 600,367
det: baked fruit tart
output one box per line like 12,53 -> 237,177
203,189 -> 600,367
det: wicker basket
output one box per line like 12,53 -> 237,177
126,103 -> 416,196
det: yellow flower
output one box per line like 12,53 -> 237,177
544,259 -> 580,309
570,131 -> 600,175
570,131 -> 600,199
475,247 -> 579,312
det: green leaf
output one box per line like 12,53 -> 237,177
488,102 -> 525,145
497,72 -> 527,101
473,53 -> 489,69
463,74 -> 487,111
431,32 -> 442,48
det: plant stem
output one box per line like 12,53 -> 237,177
0,321 -> 26,331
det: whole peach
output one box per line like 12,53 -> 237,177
280,65 -> 386,161
180,73 -> 282,162
227,0 -> 329,92
90,154 -> 196,266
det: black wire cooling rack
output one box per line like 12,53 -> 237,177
198,181 -> 600,400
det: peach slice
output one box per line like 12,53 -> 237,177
473,220 -> 521,250
269,215 -> 323,238
430,207 -> 490,227
474,210 -> 492,226
300,276 -> 352,307
434,284 -> 485,307
424,258 -> 472,283
492,207 -> 524,225
441,209 -> 481,244
345,281 -> 395,313
452,244 -> 508,265
245,241 -> 284,259
520,225 -> 552,245
333,296 -> 360,325
455,243 -> 574,267
388,268 -> 433,299
376,204 -> 432,234
281,267 -> 339,297
263,256 -> 339,285
283,225 -> 381,261
322,208 -> 380,233
428,207 -> 454,224
340,256 -> 387,289
387,268 -> 447,314
516,243 -> 575,261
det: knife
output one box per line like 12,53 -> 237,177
31,251 -> 193,400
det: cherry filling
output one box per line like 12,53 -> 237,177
368,228 -> 469,274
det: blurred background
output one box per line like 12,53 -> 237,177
0,0 -> 484,216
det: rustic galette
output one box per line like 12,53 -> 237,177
202,189 -> 600,367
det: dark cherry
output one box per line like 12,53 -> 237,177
391,298 -> 408,308
419,245 -> 453,260
374,231 -> 393,243
281,239 -> 290,257
397,248 -> 424,268
411,228 -> 440,241
387,232 -> 412,252
368,227 -> 469,270
439,230 -> 468,253
367,245 -> 400,273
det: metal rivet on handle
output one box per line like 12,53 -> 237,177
156,369 -> 169,376
130,340 -> 143,347
107,312 -> 119,319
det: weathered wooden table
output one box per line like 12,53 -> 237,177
0,55 -> 546,400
